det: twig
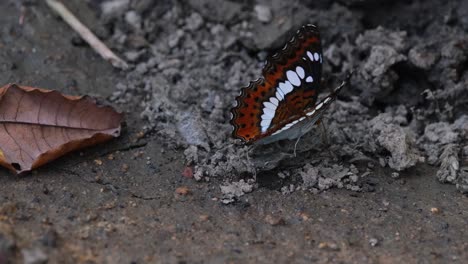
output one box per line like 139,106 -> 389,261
45,0 -> 129,70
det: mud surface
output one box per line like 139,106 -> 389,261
0,0 -> 467,263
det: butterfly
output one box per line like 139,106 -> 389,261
230,24 -> 348,146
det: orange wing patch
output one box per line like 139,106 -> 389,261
230,79 -> 277,142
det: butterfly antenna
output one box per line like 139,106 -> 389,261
333,72 -> 352,94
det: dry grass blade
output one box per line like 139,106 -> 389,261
45,0 -> 129,70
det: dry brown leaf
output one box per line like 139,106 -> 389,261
0,84 -> 123,174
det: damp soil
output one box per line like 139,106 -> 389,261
0,0 -> 467,263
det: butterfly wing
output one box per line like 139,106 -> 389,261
230,24 -> 323,144
254,78 -> 348,145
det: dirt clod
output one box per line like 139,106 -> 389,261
22,248 -> 48,264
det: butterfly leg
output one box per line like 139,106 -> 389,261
244,145 -> 257,179
293,135 -> 303,157
318,120 -> 340,160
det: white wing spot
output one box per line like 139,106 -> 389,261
286,70 -> 301,86
296,66 -> 305,79
272,130 -> 282,135
315,102 -> 323,110
306,76 -> 313,83
306,110 -> 316,116
270,97 -> 279,106
263,107 -> 275,117
307,51 -> 314,61
324,97 -> 331,104
276,91 -> 284,101
261,119 -> 272,132
263,102 -> 277,111
281,119 -> 300,132
277,86 -> 285,96
314,52 -> 320,61
279,81 -> 293,95
261,114 -> 272,120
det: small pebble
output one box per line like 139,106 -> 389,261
124,10 -> 142,30
408,47 -> 438,70
369,238 -> 379,247
100,0 -> 129,17
264,215 -> 285,226
379,157 -> 386,167
299,212 -> 310,221
254,5 -> 272,23
175,186 -> 191,195
463,145 -> 468,156
182,166 -> 194,178
431,207 -> 440,214
94,159 -> 103,166
199,215 -> 210,221
185,12 -> 204,31
318,242 -> 339,250
135,131 -> 145,139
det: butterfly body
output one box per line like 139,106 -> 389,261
230,24 -> 346,145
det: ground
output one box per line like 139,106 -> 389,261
0,0 -> 467,263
